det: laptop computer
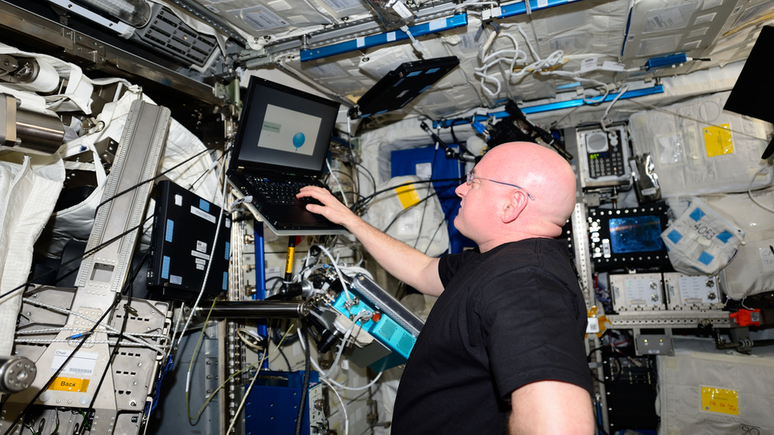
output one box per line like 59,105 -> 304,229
227,76 -> 347,236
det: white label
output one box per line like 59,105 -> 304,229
644,4 -> 695,32
174,194 -> 183,206
580,57 -> 597,72
601,61 -> 625,71
677,276 -> 716,303
171,275 -> 183,285
415,162 -> 433,179
602,239 -> 611,258
195,258 -> 206,271
341,358 -> 350,370
398,207 -> 422,236
492,6 -> 502,17
624,278 -> 662,306
320,0 -> 362,11
191,250 -> 211,261
387,32 -> 396,42
196,240 -> 208,253
306,63 -> 346,79
428,18 -> 445,31
356,37 -> 365,48
586,317 -> 600,334
760,247 -> 774,272
51,350 -> 98,376
392,1 -> 413,19
537,0 -> 549,8
236,6 -> 288,30
191,206 -> 216,223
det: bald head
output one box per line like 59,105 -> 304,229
454,142 -> 576,250
486,142 -> 577,228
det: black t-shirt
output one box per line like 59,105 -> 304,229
391,238 -> 594,434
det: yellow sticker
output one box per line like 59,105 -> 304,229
49,377 -> 91,393
703,124 -> 734,157
701,386 -> 739,415
394,184 -> 421,209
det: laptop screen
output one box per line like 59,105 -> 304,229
232,76 -> 341,177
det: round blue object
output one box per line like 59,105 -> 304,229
292,132 -> 306,149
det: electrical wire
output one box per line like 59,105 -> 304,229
356,177 -> 463,211
600,84 -> 629,132
748,162 -> 774,214
185,298 -> 219,421
322,378 -> 349,435
295,326 -> 312,435
0,215 -> 152,302
2,295 -> 123,435
628,97 -> 770,142
327,159 -> 350,208
86,250 -> 147,411
296,328 -> 384,392
187,322 -> 296,422
174,152 -> 230,351
225,349 -> 269,435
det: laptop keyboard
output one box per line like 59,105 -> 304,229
246,176 -> 315,205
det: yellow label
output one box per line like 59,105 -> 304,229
394,184 -> 421,209
701,387 -> 739,415
703,124 -> 734,157
285,246 -> 295,274
49,377 -> 90,393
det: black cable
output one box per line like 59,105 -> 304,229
412,150 -> 439,249
295,326 -> 311,435
276,346 -> 292,372
95,147 -> 212,213
355,163 -> 377,198
0,216 -> 152,302
3,295 -> 123,435
187,146 -> 230,192
383,190 -> 440,233
2,145 -> 215,302
357,177 -> 463,210
383,180 -> 460,234
86,251 -> 149,411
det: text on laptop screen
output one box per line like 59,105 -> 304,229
233,76 -> 340,176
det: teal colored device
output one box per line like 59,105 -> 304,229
331,274 -> 424,372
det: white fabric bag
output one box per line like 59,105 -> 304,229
661,196 -> 746,275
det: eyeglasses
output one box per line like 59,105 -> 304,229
466,172 -> 535,201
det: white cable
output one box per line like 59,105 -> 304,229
601,84 -> 629,132
225,350 -> 268,435
14,338 -> 170,349
20,297 -> 167,353
322,378 -> 349,435
296,328 -> 384,391
326,159 -> 350,208
338,266 -> 374,280
400,25 -> 430,59
316,245 -> 353,302
748,162 -> 774,213
176,151 -> 230,350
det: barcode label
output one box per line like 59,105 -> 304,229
51,349 -> 98,376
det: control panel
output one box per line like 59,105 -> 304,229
610,273 -> 666,311
664,273 -> 721,310
577,123 -> 631,187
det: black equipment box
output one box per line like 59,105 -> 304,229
147,180 -> 231,300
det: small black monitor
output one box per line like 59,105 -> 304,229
588,203 -> 673,271
348,56 -> 460,119
724,25 -> 774,159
